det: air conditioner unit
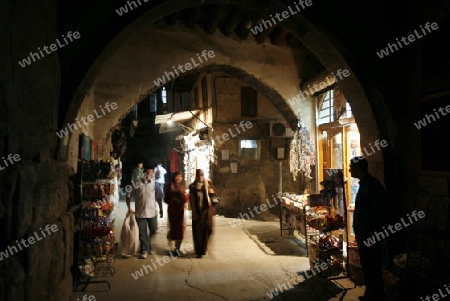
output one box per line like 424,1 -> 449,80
270,121 -> 294,138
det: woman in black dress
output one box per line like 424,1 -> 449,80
189,169 -> 217,258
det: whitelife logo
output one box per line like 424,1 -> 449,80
414,104 -> 450,129
115,0 -> 149,16
363,210 -> 425,247
214,121 -> 253,146
376,22 -> 438,59
0,154 -> 21,171
131,243 -> 194,280
287,69 -> 351,106
266,261 -> 330,299
420,282 -> 450,301
228,194 -> 281,228
153,50 -> 215,87
55,102 -> 118,138
0,224 -> 59,261
18,31 -> 81,68
250,0 -> 313,35
325,139 -> 388,177
76,295 -> 96,301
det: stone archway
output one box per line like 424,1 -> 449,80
61,0 -> 386,181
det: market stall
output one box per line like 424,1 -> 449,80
280,168 -> 352,281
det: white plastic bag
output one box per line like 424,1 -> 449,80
120,212 -> 140,256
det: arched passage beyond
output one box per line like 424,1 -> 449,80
63,0 -> 387,181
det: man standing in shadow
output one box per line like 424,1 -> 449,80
350,156 -> 388,301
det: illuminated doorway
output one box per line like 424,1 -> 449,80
316,88 -> 360,241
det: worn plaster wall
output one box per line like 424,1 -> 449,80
211,77 -> 311,219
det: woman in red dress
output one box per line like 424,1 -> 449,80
164,171 -> 189,256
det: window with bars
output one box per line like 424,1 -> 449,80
318,90 -> 334,124
317,90 -> 353,125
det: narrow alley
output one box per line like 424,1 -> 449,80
70,200 -> 363,301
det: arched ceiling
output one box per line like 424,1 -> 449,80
158,3 -> 307,49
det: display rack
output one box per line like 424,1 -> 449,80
279,193 -> 312,256
307,170 -> 352,284
279,170 -> 354,286
73,159 -> 116,292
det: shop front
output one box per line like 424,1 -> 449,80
280,87 -> 364,283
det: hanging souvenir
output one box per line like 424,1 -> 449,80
289,121 -> 316,181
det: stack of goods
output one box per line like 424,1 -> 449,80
80,215 -> 115,263
82,160 -> 114,182
322,213 -> 345,231
78,258 -> 95,278
83,182 -> 115,198
306,206 -> 345,232
77,175 -> 116,278
280,193 -> 308,208
82,200 -> 114,217
311,234 -> 345,277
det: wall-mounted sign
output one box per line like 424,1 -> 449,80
230,162 -> 238,173
221,149 -> 229,160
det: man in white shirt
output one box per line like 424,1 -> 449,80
154,162 -> 167,217
126,166 -> 161,259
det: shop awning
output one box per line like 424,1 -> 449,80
154,110 -> 199,124
158,123 -> 184,134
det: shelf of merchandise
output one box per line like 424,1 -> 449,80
305,203 -> 348,280
305,177 -> 353,285
279,194 -> 313,256
73,160 -> 116,292
279,179 -> 354,287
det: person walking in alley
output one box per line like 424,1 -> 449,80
154,161 -> 167,219
164,171 -> 189,256
126,166 -> 161,259
189,169 -> 217,258
350,156 -> 388,301
131,160 -> 144,184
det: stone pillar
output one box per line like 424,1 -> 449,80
0,1 -> 74,300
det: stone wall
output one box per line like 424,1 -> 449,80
67,90 -> 96,170
0,0 -> 73,300
211,76 -> 312,219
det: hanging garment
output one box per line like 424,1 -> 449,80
168,150 -> 179,173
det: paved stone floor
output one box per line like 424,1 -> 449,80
70,200 -> 366,301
